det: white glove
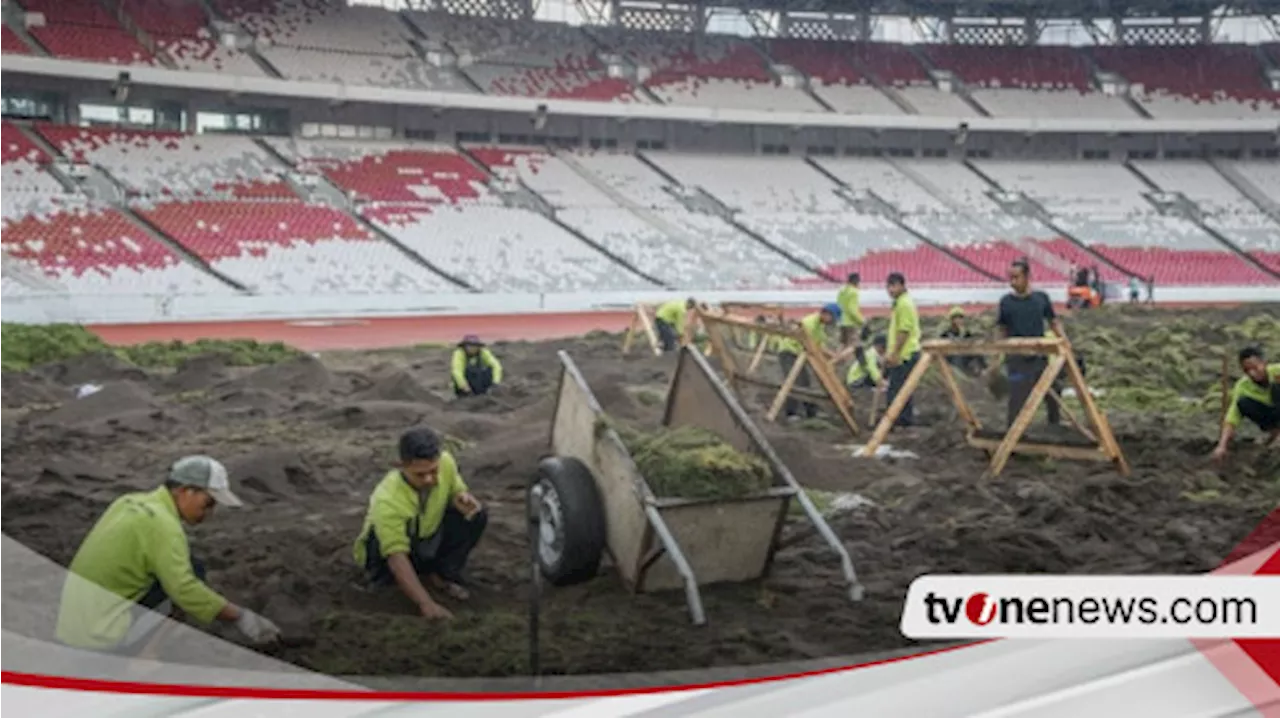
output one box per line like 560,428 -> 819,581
234,610 -> 282,645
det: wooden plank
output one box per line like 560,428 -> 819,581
860,352 -> 934,457
732,374 -> 832,403
802,330 -> 860,436
637,305 -> 662,357
621,312 -> 637,355
920,337 -> 1067,356
1061,346 -> 1131,476
987,354 -> 1066,477
966,433 -> 1112,461
935,358 -> 980,431
1047,386 -> 1098,444
746,335 -> 770,376
767,352 -> 808,422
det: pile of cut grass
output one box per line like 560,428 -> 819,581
612,422 -> 773,500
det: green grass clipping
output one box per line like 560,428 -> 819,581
612,422 -> 773,501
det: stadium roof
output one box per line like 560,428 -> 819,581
707,0 -> 1280,18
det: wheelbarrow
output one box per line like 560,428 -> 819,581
528,344 -> 864,626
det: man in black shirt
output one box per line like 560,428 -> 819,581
994,259 -> 1067,429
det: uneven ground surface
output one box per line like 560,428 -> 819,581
3,305 -> 1277,679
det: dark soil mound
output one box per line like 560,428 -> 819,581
38,381 -> 158,427
36,351 -> 149,386
353,370 -> 441,405
229,355 -> 333,395
165,354 -> 234,393
224,448 -> 325,501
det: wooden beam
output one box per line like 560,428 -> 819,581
936,358 -> 981,432
767,352 -> 808,421
1061,345 -> 1130,476
860,352 -> 934,457
919,337 -> 1067,356
966,433 -> 1112,461
987,354 -> 1066,477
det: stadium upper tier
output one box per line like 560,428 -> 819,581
4,0 -> 1278,119
3,121 -> 1277,300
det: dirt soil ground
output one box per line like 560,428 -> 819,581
3,306 -> 1277,679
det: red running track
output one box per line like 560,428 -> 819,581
87,302 -> 1239,351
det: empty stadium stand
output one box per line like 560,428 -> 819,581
17,0 -> 156,65
2,24 -> 32,54
977,160 -> 1274,285
266,137 -> 488,204
764,39 -> 904,115
1091,44 -> 1280,119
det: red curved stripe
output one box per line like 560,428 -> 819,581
1,641 -> 985,701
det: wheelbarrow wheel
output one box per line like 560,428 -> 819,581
529,456 -> 606,586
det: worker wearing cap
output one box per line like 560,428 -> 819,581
777,303 -> 841,421
55,456 -> 282,654
354,427 -> 487,621
847,334 -> 887,391
940,306 -> 985,376
654,297 -> 697,353
452,335 -> 503,397
1212,346 -> 1280,462
836,273 -> 865,346
884,272 -> 922,428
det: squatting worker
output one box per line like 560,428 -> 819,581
993,259 -> 1067,429
941,306 -> 985,376
1212,346 -> 1280,461
777,303 -> 841,421
452,335 -> 503,397
56,456 -> 282,653
654,297 -> 697,353
884,273 -> 921,428
354,427 -> 487,621
836,273 -> 865,346
847,334 -> 887,391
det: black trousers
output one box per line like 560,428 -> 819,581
886,352 -> 920,427
1007,358 -> 1063,428
778,350 -> 817,419
655,318 -> 679,353
454,365 -> 494,396
365,507 -> 488,587
1237,385 -> 1280,432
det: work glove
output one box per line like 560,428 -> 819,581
234,610 -> 283,645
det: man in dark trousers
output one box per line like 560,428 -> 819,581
353,427 -> 488,620
884,272 -> 921,428
994,259 -> 1067,429
1212,346 -> 1280,461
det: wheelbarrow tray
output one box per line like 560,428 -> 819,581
548,346 -> 863,623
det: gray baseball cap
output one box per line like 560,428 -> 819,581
168,455 -> 243,507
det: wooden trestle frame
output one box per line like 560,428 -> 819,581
696,308 -> 860,437
621,303 -> 664,356
859,336 -> 1130,478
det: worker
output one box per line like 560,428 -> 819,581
452,335 -> 502,397
992,259 -> 1067,429
940,306 -> 985,375
1212,346 -> 1280,461
847,334 -> 887,391
777,303 -> 841,421
654,297 -> 697,353
748,315 -> 779,352
55,456 -> 282,654
354,427 -> 487,621
1128,275 -> 1141,304
884,272 -> 921,428
1145,275 -> 1156,305
836,273 -> 865,346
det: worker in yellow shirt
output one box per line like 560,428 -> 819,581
1212,346 -> 1280,461
56,456 -> 282,655
452,335 -> 503,397
836,273 -> 865,346
354,427 -> 487,620
847,334 -> 887,391
777,303 -> 841,421
654,297 -> 697,353
884,272 -> 921,428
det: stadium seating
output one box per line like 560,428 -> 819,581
2,122 -> 64,194
18,0 -> 157,65
764,39 -> 903,115
111,0 -> 261,74
406,13 -> 641,102
1091,45 -> 1280,119
592,29 -> 823,111
2,24 -> 32,54
267,138 -> 489,204
924,45 -> 1136,119
135,199 -> 452,294
1,194 -> 236,296
650,152 -> 990,284
212,0 -> 472,90
977,160 -> 1274,284
36,125 -> 295,199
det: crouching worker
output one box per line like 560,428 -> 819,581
56,456 -> 282,655
354,427 -> 487,620
452,335 -> 502,397
1212,346 -> 1280,462
940,307 -> 986,376
654,297 -> 696,353
847,334 -> 887,391
777,303 -> 841,421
